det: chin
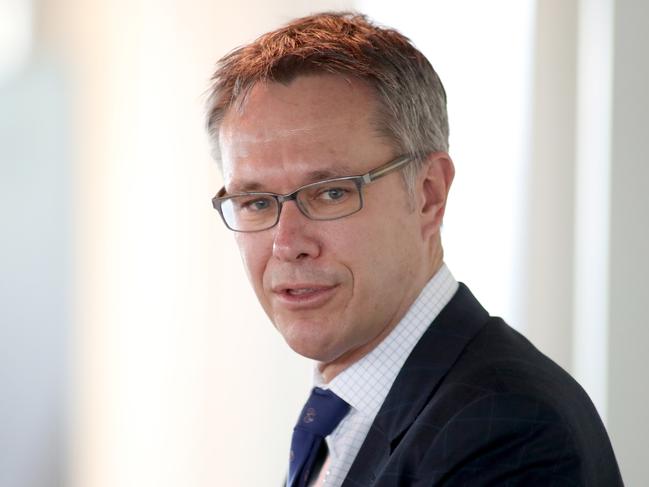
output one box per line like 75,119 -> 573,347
285,338 -> 336,362
273,313 -> 349,360
281,328 -> 342,362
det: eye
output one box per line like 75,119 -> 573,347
237,196 -> 274,212
318,187 -> 348,201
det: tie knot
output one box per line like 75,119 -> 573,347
294,387 -> 350,437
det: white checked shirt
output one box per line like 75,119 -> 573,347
310,264 -> 458,486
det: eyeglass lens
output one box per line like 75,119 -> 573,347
220,178 -> 362,231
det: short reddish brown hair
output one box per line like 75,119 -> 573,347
206,12 -> 449,183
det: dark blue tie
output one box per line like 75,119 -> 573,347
287,387 -> 350,487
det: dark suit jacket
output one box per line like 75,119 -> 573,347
341,284 -> 623,486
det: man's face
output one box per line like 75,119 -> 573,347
219,75 -> 429,371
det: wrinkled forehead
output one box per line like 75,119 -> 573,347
217,75 -> 394,187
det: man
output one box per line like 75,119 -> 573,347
206,12 -> 622,487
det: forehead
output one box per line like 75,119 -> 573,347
218,75 -> 394,190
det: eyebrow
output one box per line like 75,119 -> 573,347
229,165 -> 357,194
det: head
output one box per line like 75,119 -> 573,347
206,12 -> 454,380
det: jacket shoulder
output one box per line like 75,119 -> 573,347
396,318 -> 623,486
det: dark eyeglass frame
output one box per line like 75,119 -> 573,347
212,154 -> 414,232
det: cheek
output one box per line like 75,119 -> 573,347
331,224 -> 388,291
347,214 -> 419,286
235,235 -> 271,290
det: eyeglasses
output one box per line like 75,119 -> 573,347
212,154 -> 413,232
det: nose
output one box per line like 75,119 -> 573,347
272,200 -> 321,262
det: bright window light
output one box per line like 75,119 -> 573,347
0,0 -> 32,81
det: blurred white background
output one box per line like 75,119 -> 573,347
1,0 -> 647,485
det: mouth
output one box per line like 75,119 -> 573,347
285,288 -> 321,296
272,284 -> 338,309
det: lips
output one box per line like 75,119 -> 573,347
272,283 -> 338,309
286,288 -> 319,296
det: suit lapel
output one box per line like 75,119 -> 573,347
342,284 -> 489,486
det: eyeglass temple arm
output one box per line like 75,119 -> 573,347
362,155 -> 413,184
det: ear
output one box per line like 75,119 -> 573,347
417,152 -> 455,240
